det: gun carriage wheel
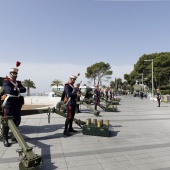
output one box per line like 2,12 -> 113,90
19,160 -> 39,170
56,101 -> 67,113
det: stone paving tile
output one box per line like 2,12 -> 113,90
0,162 -> 20,170
67,163 -> 104,170
66,158 -> 100,168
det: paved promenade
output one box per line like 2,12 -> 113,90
1,95 -> 170,170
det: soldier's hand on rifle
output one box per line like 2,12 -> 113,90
14,86 -> 19,91
77,93 -> 81,97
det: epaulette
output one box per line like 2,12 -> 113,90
65,82 -> 71,85
3,78 -> 10,81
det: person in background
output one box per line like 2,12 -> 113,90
156,89 -> 161,107
2,61 -> 26,147
109,89 -> 113,100
105,87 -> 109,102
63,75 -> 81,136
94,84 -> 100,110
74,82 -> 82,113
100,88 -> 104,99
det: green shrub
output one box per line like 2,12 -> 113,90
157,90 -> 170,95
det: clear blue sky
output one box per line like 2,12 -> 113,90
0,0 -> 170,93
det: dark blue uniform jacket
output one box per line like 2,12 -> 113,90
3,78 -> 26,109
64,83 -> 77,105
94,89 -> 100,100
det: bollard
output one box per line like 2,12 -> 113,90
106,120 -> 109,127
97,120 -> 102,128
86,118 -> 91,126
93,119 -> 97,126
100,119 -> 103,127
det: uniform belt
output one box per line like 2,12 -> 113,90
2,94 -> 20,108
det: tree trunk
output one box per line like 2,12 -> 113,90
27,87 -> 30,96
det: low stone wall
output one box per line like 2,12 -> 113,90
161,95 -> 170,102
147,93 -> 170,102
24,96 -> 61,106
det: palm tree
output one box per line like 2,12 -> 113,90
50,79 -> 63,91
22,79 -> 36,96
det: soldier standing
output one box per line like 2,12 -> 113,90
100,88 -> 104,98
105,87 -> 109,102
94,85 -> 100,110
156,89 -> 161,107
74,82 -> 82,113
63,75 -> 81,136
2,61 -> 26,147
109,89 -> 113,100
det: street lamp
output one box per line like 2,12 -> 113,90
144,59 -> 154,101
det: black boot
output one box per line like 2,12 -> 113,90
3,136 -> 10,147
68,119 -> 77,132
76,105 -> 81,113
11,134 -> 17,142
69,129 -> 77,132
63,130 -> 72,136
63,119 -> 72,136
94,105 -> 97,110
2,125 -> 10,147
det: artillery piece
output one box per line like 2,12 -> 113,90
97,98 -> 119,112
54,88 -> 100,116
0,76 -> 86,170
0,76 -> 42,170
95,94 -> 120,112
83,87 -> 119,112
100,97 -> 120,105
0,106 -> 85,170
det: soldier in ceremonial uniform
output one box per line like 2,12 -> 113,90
63,75 -> 81,136
94,84 -> 100,110
74,82 -> 82,113
109,89 -> 113,100
2,61 -> 26,147
156,89 -> 161,107
100,88 -> 104,98
105,88 -> 109,102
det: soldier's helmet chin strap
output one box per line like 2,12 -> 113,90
10,72 -> 17,80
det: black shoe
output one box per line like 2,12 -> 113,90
78,111 -> 82,113
63,130 -> 72,136
3,139 -> 10,147
69,129 -> 78,132
11,136 -> 17,143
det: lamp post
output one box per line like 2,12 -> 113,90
144,59 -> 154,101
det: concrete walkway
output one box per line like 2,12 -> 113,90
1,95 -> 170,170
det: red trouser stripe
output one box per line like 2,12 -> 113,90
3,108 -> 7,117
67,105 -> 73,120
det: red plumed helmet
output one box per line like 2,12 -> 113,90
16,61 -> 21,67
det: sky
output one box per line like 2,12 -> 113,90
0,0 -> 170,93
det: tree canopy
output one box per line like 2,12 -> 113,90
85,62 -> 113,86
124,52 -> 170,90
